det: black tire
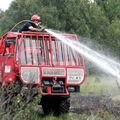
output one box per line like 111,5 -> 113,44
40,95 -> 53,115
40,95 -> 70,115
58,97 -> 70,114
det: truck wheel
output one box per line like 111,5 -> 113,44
53,96 -> 70,115
40,96 -> 53,115
40,95 -> 70,115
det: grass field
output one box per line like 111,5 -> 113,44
81,75 -> 120,95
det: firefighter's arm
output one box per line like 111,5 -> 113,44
29,26 -> 45,32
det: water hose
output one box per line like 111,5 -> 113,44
9,20 -> 44,32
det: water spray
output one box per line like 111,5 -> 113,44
45,29 -> 120,88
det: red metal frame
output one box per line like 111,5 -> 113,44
0,31 -> 86,95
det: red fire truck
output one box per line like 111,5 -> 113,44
0,31 -> 85,115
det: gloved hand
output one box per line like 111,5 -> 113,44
38,22 -> 42,26
40,25 -> 45,31
37,25 -> 45,32
37,26 -> 45,32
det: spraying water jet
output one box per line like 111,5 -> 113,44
45,29 -> 120,88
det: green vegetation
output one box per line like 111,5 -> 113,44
0,76 -> 119,120
81,75 -> 120,95
0,0 -> 119,58
14,112 -> 118,120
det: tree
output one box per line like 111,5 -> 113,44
95,0 -> 120,22
0,0 -> 119,59
0,9 -> 4,19
106,19 -> 120,57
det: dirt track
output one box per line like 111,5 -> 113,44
70,93 -> 120,117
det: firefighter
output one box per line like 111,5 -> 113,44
19,14 -> 45,32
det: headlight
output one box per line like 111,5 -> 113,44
5,65 -> 11,73
67,68 -> 84,84
21,67 -> 40,84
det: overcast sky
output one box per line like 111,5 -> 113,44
0,0 -> 14,11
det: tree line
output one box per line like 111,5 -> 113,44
0,0 -> 119,59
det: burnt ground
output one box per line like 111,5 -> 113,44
70,93 -> 120,117
37,93 -> 120,119
1,90 -> 120,119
